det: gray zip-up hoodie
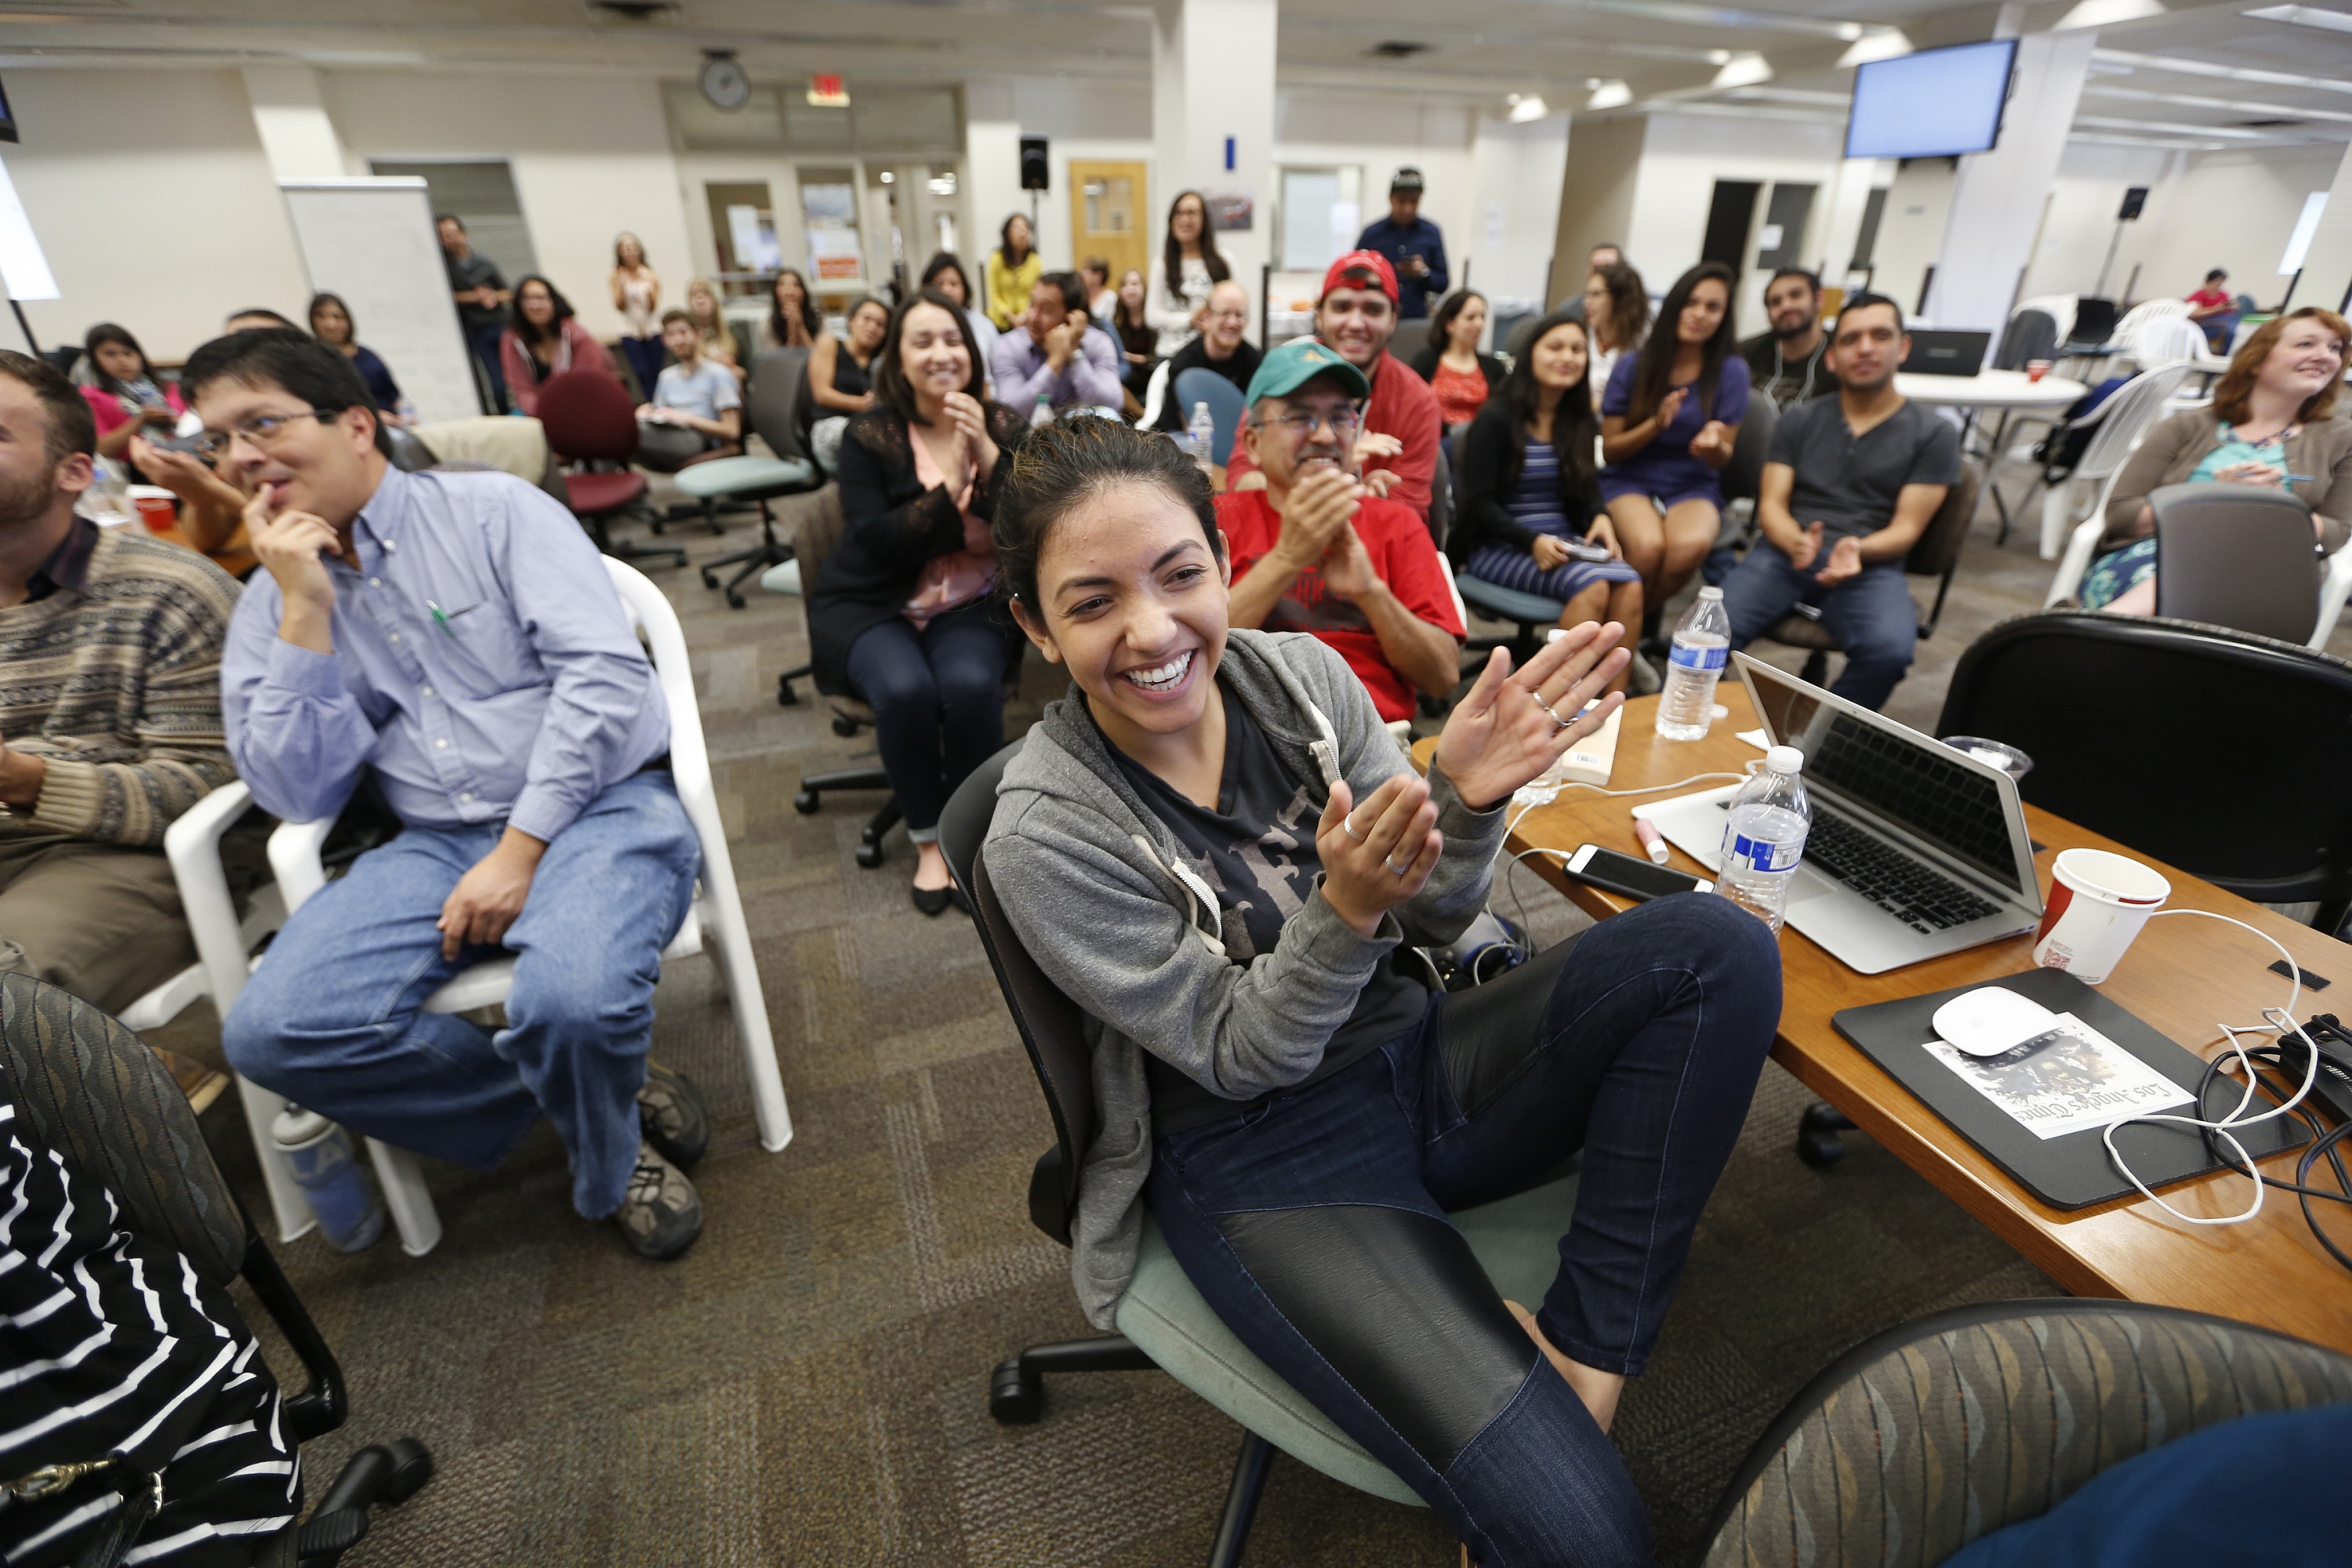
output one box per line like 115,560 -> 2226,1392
985,629 -> 1510,1328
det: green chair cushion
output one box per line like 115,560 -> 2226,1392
1456,573 -> 1567,627
1112,1172 -> 1577,1506
670,455 -> 816,499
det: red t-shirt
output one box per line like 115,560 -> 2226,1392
1215,488 -> 1465,721
1225,348 -> 1442,517
2187,286 -> 2232,312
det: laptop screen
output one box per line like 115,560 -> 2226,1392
1745,662 -> 2024,896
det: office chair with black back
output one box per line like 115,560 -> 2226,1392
1697,1298 -> 2352,1568
1751,468 -> 1980,688
1697,394 -> 1782,586
0,975 -> 431,1566
938,744 -> 1585,1566
2150,481 -> 2328,644
681,347 -> 826,607
1940,612 -> 2352,928
782,486 -> 900,866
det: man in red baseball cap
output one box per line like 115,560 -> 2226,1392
1226,249 -> 1442,520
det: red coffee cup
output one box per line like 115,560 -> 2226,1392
2025,359 -> 2052,383
128,485 -> 178,533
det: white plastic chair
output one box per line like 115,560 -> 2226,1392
2034,364 -> 2194,559
2134,315 -> 2211,368
248,557 -> 792,1256
2113,298 -> 2190,348
1137,358 -> 1172,430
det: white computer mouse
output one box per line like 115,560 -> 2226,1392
1932,986 -> 2058,1058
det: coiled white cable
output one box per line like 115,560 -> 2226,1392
2100,908 -> 2325,1226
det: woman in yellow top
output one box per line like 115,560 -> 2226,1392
985,213 -> 1042,331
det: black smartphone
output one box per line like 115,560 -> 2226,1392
1562,844 -> 1710,902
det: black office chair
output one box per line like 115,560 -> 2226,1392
938,745 -> 1585,1566
683,348 -> 827,608
1994,306 -> 2060,372
1751,468 -> 1980,689
0,975 -> 431,1566
1698,395 -> 1780,589
1938,611 -> 2352,928
782,486 -> 901,866
1697,1298 -> 2352,1568
2152,481 -> 2326,644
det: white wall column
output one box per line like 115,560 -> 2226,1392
240,65 -> 350,181
1465,113 -> 1569,322
1920,27 -> 2097,332
1153,0 -> 1276,307
964,78 -> 1025,299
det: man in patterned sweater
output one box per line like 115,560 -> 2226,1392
0,350 -> 242,1013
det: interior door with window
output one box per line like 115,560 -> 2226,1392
1070,161 -> 1147,294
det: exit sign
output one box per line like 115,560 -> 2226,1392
808,73 -> 848,107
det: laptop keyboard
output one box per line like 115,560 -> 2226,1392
1803,811 -> 2002,933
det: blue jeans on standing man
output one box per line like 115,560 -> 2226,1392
223,771 -> 699,1220
466,322 -> 510,413
1719,542 -> 1918,710
1147,894 -> 1781,1566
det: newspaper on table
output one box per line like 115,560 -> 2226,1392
1923,1012 -> 2194,1142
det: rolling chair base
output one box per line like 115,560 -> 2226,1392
1796,1101 -> 1859,1167
793,768 -> 898,867
584,514 -> 687,568
698,500 -> 793,608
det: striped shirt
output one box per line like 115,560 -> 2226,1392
1,522 -> 240,848
0,1100 -> 299,1566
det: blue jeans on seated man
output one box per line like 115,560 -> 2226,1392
1148,895 -> 1781,1568
223,771 -> 699,1221
1720,541 -> 1918,710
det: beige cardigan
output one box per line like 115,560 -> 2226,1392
2103,408 -> 2352,555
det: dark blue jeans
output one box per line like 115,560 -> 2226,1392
1719,543 -> 1918,710
1148,894 -> 1781,1566
466,321 -> 509,412
844,601 -> 1018,840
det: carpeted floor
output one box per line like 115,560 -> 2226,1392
148,477 -> 2352,1567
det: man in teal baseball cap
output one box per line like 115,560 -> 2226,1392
1216,336 -> 1464,728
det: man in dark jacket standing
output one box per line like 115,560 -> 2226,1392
1356,168 -> 1448,321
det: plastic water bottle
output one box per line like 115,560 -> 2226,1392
1188,401 -> 1218,473
1030,392 -> 1055,430
1715,746 -> 1811,933
1656,586 -> 1731,741
272,1105 -> 386,1253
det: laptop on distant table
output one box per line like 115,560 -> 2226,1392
1637,656 -> 2044,975
1902,329 -> 1991,377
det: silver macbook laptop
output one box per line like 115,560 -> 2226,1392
1638,655 -> 2043,975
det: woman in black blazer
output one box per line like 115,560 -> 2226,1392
1410,289 -> 1506,433
809,289 -> 1029,913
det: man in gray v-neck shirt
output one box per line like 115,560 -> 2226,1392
1719,292 -> 1962,710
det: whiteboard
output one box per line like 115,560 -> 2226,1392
278,179 -> 481,424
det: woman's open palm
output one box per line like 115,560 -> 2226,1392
1434,622 -> 1629,810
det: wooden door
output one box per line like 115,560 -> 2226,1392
1069,160 -> 1148,289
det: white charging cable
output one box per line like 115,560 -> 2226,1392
2100,908 -> 2326,1226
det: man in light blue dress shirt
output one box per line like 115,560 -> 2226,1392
990,271 -> 1124,414
189,330 -> 710,1259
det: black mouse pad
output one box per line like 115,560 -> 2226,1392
1831,966 -> 2308,1210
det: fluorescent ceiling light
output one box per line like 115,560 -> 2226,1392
1508,93 -> 1551,122
1837,30 -> 1914,67
2245,5 -> 2352,34
2094,45 -> 2352,95
2082,82 -> 2352,123
1710,52 -> 1774,88
1587,79 -> 1634,109
1835,22 -> 1864,40
2056,0 -> 2167,28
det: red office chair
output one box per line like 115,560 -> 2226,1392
533,369 -> 685,568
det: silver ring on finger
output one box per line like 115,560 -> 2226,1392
1385,855 -> 1410,876
1341,811 -> 1368,841
1537,698 -> 1571,731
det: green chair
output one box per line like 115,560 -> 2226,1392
676,347 -> 826,607
936,742 -> 1578,1563
1697,1298 -> 2352,1568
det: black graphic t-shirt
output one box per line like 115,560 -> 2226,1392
1102,683 -> 1430,1129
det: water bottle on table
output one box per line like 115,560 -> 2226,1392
1030,393 -> 1055,430
1656,586 -> 1730,741
1715,745 -> 1810,933
1188,401 -> 1218,474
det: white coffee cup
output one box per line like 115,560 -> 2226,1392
2031,848 -> 2169,984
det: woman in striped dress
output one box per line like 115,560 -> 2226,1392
1450,307 -> 1643,690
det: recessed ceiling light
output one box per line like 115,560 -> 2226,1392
1508,94 -> 1551,121
1711,52 -> 1773,88
1588,79 -> 1634,109
1707,49 -> 1732,64
1838,30 -> 1914,66
2055,0 -> 2166,28
2245,5 -> 2352,34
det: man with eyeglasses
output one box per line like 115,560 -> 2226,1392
189,329 -> 713,1261
1152,279 -> 1263,433
1225,250 -> 1442,520
1217,338 -> 1464,727
0,350 -> 249,1036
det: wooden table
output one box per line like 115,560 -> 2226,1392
1421,688 -> 2352,1352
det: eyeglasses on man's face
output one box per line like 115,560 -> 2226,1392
1253,406 -> 1363,441
191,409 -> 341,456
